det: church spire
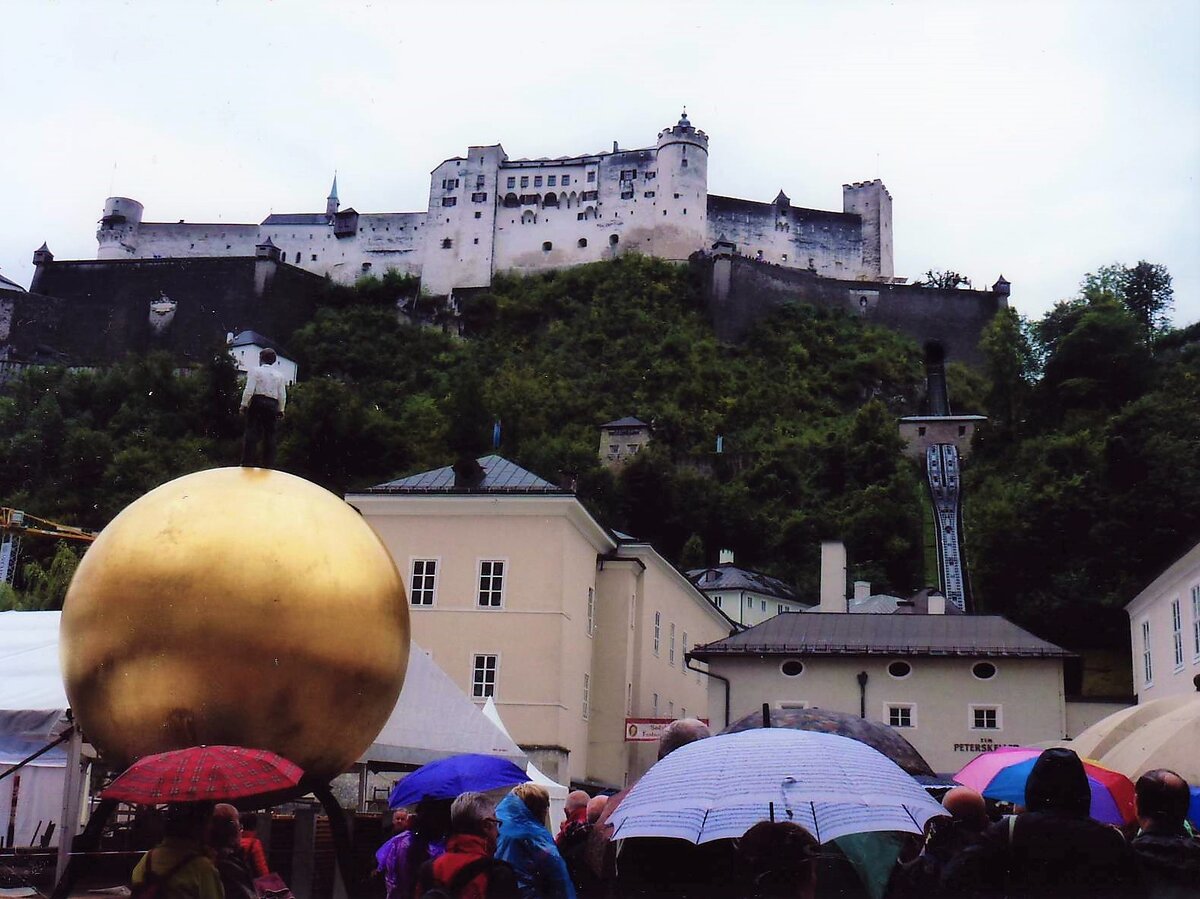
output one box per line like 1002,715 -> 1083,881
326,172 -> 339,217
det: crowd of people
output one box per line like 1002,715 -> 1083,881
375,724 -> 1199,899
130,722 -> 1198,899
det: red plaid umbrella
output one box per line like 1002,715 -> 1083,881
102,745 -> 304,803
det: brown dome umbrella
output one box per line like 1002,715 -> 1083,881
723,706 -> 935,777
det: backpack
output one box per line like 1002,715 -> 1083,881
131,850 -> 200,899
417,856 -> 518,899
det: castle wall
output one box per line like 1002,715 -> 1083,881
703,254 -> 1003,367
260,212 -> 425,282
98,222 -> 260,260
8,257 -> 325,365
706,197 -> 869,279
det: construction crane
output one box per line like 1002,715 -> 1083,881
0,508 -> 97,586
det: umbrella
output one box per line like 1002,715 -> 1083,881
954,747 -> 1135,825
102,745 -> 303,803
389,753 -> 529,808
606,728 -> 946,845
1094,698 -> 1200,785
723,706 -> 935,777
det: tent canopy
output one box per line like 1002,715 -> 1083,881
360,647 -> 526,767
0,610 -> 69,746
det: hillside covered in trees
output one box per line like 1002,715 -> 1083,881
2,256 -> 1197,655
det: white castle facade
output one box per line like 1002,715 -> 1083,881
96,113 -> 894,296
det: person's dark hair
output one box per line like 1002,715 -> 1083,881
239,811 -> 259,833
260,348 -> 277,364
738,821 -> 819,898
1024,748 -> 1090,817
405,797 -> 453,874
1135,769 -> 1190,825
163,801 -> 214,840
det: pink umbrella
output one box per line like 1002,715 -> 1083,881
954,747 -> 1042,793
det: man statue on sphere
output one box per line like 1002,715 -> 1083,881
240,348 -> 287,467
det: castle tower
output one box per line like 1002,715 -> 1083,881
326,174 -> 339,219
653,110 -> 709,260
842,180 -> 893,280
96,197 -> 144,260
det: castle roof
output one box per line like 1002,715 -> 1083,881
328,174 -> 339,202
261,213 -> 331,226
774,190 -> 790,205
0,271 -> 25,292
707,194 -> 856,225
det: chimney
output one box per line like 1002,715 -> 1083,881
927,591 -> 946,615
853,580 -> 871,601
819,541 -> 848,613
718,549 -> 734,565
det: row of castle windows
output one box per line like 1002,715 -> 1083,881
441,234 -> 619,250
506,173 -> 584,189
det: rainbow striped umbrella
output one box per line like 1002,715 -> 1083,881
955,747 -> 1135,825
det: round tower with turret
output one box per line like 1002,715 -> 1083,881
96,197 -> 144,259
653,111 -> 709,260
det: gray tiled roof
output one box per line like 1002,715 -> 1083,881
601,416 -> 648,428
261,213 -> 331,226
230,330 -> 280,350
686,564 -> 807,604
367,455 -> 563,494
691,613 -> 1071,659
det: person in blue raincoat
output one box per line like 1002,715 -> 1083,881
495,784 -> 576,899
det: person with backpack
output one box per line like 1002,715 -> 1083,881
416,792 -> 518,899
130,802 -> 223,899
376,798 -> 452,899
210,804 -> 257,899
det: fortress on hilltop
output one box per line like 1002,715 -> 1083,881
1,111 -> 1005,371
95,112 -> 895,296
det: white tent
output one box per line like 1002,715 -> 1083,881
480,697 -> 569,827
359,646 -> 525,767
0,611 -> 84,851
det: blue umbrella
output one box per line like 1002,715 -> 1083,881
389,754 -> 530,808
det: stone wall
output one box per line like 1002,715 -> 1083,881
10,257 -> 324,365
701,253 -> 1005,367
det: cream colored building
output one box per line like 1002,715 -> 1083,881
346,455 -> 731,790
1125,540 -> 1200,702
690,612 -> 1072,774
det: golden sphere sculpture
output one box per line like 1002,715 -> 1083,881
61,467 -> 409,780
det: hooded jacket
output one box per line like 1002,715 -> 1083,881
942,749 -> 1140,898
494,792 -> 576,899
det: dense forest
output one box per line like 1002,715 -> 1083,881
2,256 -> 1196,657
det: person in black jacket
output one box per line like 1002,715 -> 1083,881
941,748 -> 1140,898
1130,768 -> 1200,898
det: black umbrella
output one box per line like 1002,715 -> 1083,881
723,706 -> 936,777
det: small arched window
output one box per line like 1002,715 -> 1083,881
609,233 -> 619,246
577,238 -> 587,248
542,241 -> 553,252
441,238 -> 452,249
543,192 -> 559,207
503,193 -> 519,208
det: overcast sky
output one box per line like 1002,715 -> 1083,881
4,0 -> 1198,326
